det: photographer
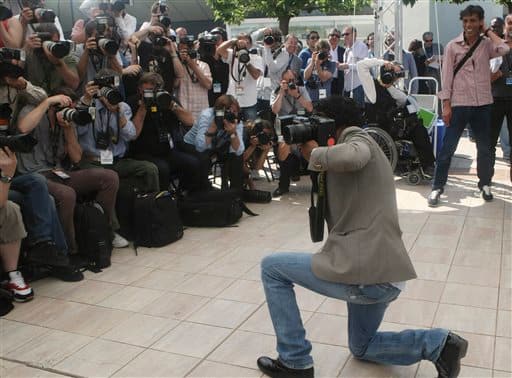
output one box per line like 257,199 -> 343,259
128,72 -> 207,193
17,0 -> 64,42
0,147 -> 33,302
357,58 -> 435,176
176,35 -> 212,119
0,7 -> 23,48
303,39 -> 335,104
15,87 -> 121,254
200,27 -> 229,107
182,94 -> 245,190
24,23 -> 79,93
242,119 -> 274,188
217,32 -> 263,122
1,60 -> 74,278
137,1 -> 174,36
77,70 -> 160,195
257,95 -> 468,378
271,69 -> 313,197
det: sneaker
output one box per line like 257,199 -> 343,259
26,241 -> 69,267
112,232 -> 129,248
428,189 -> 443,207
481,185 -> 493,201
49,265 -> 84,282
5,271 -> 34,302
434,332 -> 468,378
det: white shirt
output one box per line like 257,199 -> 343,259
115,13 -> 137,42
329,45 -> 339,78
343,40 -> 368,91
263,46 -> 292,89
223,49 -> 263,108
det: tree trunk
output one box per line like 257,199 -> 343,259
279,15 -> 291,36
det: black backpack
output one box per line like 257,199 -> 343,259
74,201 -> 113,272
178,189 -> 258,227
132,191 -> 184,250
0,288 -> 13,316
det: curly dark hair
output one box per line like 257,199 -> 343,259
314,95 -> 363,130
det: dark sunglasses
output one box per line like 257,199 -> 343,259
329,34 -> 341,38
341,33 -> 351,37
424,39 -> 433,42
309,36 -> 319,40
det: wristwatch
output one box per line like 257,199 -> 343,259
0,173 -> 13,184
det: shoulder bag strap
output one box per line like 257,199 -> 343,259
453,36 -> 483,78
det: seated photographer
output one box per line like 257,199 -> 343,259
15,87 -> 121,254
176,35 -> 212,119
134,24 -> 185,94
357,58 -> 435,175
0,147 -> 33,302
0,8 -> 23,48
270,69 -> 313,197
182,94 -> 245,190
242,119 -> 274,189
257,95 -> 468,378
24,23 -> 79,93
128,72 -> 206,193
216,32 -> 264,122
1,63 -> 75,278
77,70 -> 160,195
303,39 -> 335,104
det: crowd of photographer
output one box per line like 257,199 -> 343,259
0,0 -> 510,316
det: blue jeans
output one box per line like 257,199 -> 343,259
8,173 -> 68,253
433,105 -> 492,190
261,253 -> 448,369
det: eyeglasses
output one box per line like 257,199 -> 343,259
329,34 -> 341,38
424,39 -> 433,42
310,36 -> 319,40
341,33 -> 351,37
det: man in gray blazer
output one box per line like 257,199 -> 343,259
257,96 -> 468,378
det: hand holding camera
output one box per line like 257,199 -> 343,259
83,81 -> 100,104
20,7 -> 34,26
47,95 -> 72,109
4,76 -> 27,90
85,36 -> 98,52
25,34 -> 42,50
0,147 -> 16,178
223,118 -> 237,135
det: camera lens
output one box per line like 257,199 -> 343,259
188,49 -> 198,59
263,35 -> 274,45
61,107 -> 92,125
237,48 -> 250,64
282,123 -> 315,145
43,41 -> 71,59
318,51 -> 327,60
97,38 -> 119,55
98,87 -> 122,105
155,90 -> 172,109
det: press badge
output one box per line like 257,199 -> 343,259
52,169 -> 70,180
297,109 -> 305,116
263,77 -> 271,88
235,85 -> 245,95
506,73 -> 512,86
100,149 -> 114,165
319,88 -> 327,99
213,82 -> 222,93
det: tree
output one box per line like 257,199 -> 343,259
205,0 -> 371,35
403,0 -> 512,13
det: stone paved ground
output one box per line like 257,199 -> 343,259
1,135 -> 510,378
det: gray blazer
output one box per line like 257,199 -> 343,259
308,127 -> 417,285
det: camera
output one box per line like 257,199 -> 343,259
380,65 -> 406,85
287,81 -> 297,90
58,107 -> 92,126
42,40 -> 73,59
281,115 -> 336,147
0,48 -> 24,62
179,35 -> 195,47
159,16 -> 171,29
143,89 -> 173,112
93,74 -> 119,88
0,1 -> 12,21
0,134 -> 38,153
198,33 -> 217,58
94,17 -> 119,55
33,7 -> 56,23
153,36 -> 168,47
95,131 -> 110,150
158,0 -> 167,13
236,48 -> 250,64
214,109 -> 238,129
98,87 -> 122,105
317,51 -> 328,61
263,35 -> 274,45
251,120 -> 272,145
199,33 -> 218,44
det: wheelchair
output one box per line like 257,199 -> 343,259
365,111 -> 432,185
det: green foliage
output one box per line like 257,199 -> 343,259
403,0 -> 511,7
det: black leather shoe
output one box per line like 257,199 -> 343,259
272,187 -> 289,198
434,332 -> 468,378
257,356 -> 314,378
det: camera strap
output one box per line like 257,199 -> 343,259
309,171 -> 326,243
453,36 -> 482,78
184,63 -> 199,83
230,51 -> 246,84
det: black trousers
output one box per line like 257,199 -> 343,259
175,142 -> 212,192
217,153 -> 243,190
490,98 -> 512,173
409,123 -> 436,169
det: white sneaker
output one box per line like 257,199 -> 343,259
251,169 -> 264,180
481,185 -> 493,202
112,232 -> 129,248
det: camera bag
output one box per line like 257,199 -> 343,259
131,191 -> 184,250
309,172 -> 326,243
242,189 -> 272,203
74,201 -> 112,272
178,189 -> 258,227
0,287 -> 13,316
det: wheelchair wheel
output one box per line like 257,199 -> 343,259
407,172 -> 421,185
365,127 -> 398,171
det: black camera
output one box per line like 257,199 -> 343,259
153,36 -> 168,47
263,35 -> 274,45
0,103 -> 11,124
198,33 -> 217,58
94,17 -> 119,55
98,87 -> 122,105
199,33 -> 218,44
236,48 -> 250,64
0,1 -> 12,21
288,81 -> 297,90
158,0 -> 167,13
159,16 -> 171,29
317,51 -> 328,61
59,107 -> 92,126
93,75 -> 119,88
0,48 -> 23,62
0,134 -> 38,153
188,49 -> 198,59
42,40 -> 73,59
380,65 -> 406,85
215,109 -> 238,129
282,115 -> 336,147
179,35 -> 195,46
95,131 -> 110,150
143,89 -> 173,112
33,7 -> 56,23
97,37 -> 119,55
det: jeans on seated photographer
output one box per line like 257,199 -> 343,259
128,72 -> 205,193
182,94 -> 245,190
357,58 -> 435,174
270,69 -> 314,197
24,23 -> 79,93
76,70 -> 159,196
242,119 -> 274,188
15,87 -> 120,254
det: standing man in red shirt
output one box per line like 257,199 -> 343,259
428,5 -> 509,206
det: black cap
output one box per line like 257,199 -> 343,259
210,27 -> 227,41
111,1 -> 125,12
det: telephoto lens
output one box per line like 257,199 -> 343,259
282,122 -> 315,145
237,48 -> 250,64
263,35 -> 274,45
97,38 -> 119,55
98,87 -> 122,105
42,40 -> 72,59
155,90 -> 172,110
317,51 -> 328,61
34,8 -> 56,23
60,108 -> 92,126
